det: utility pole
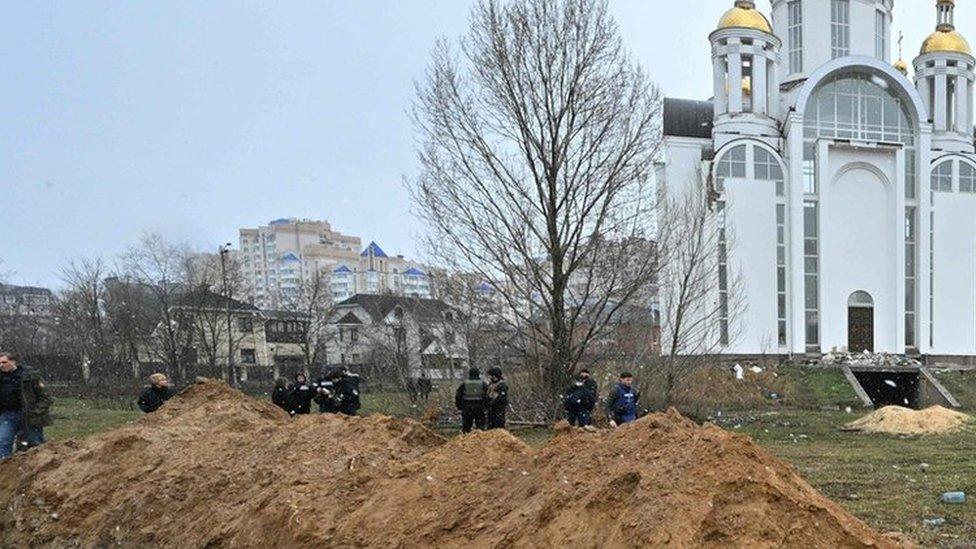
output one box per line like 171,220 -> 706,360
219,243 -> 237,388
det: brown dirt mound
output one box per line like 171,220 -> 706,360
0,380 -> 907,548
843,405 -> 972,436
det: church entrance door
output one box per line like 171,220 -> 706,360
848,291 -> 875,353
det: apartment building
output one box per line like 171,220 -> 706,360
239,218 -> 432,307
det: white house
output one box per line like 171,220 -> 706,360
661,0 -> 976,360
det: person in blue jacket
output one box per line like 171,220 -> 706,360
605,372 -> 640,427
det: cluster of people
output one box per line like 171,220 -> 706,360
272,366 -> 361,417
565,370 -> 641,427
0,352 -> 52,458
454,367 -> 508,432
455,368 -> 641,433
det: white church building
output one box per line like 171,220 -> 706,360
662,0 -> 976,359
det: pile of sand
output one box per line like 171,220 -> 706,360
0,381 -> 907,548
843,405 -> 972,436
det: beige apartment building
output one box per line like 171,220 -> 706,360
239,218 -> 432,308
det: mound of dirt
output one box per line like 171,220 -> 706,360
0,380 -> 907,548
843,405 -> 972,436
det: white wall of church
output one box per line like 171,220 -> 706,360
725,179 -> 780,354
932,192 -> 976,355
820,147 -> 900,352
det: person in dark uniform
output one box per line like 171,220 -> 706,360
288,372 -> 314,415
335,366 -> 361,416
485,367 -> 508,430
578,369 -> 598,405
605,372 -> 640,427
313,369 -> 341,414
564,372 -> 596,427
271,378 -> 290,412
0,352 -> 52,458
455,367 -> 488,433
417,374 -> 433,402
137,373 -> 175,414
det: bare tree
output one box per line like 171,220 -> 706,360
118,233 -> 195,381
276,270 -> 335,370
655,177 -> 744,409
55,258 -> 112,380
411,0 -> 662,399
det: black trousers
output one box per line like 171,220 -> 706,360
487,407 -> 506,430
461,405 -> 487,433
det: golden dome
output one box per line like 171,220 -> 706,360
717,1 -> 772,34
894,58 -> 908,75
921,29 -> 972,55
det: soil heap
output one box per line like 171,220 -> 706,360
843,405 -> 972,436
0,381 -> 907,548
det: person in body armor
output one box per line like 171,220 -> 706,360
335,366 -> 361,416
564,371 -> 597,427
313,369 -> 341,414
485,367 -> 508,430
288,372 -> 314,415
605,372 -> 640,427
455,367 -> 488,433
271,378 -> 290,412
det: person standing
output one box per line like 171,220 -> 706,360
485,367 -> 508,430
313,369 -> 341,414
137,373 -> 175,413
271,377 -> 290,412
605,372 -> 640,427
0,352 -> 52,458
417,373 -> 433,402
335,366 -> 361,416
288,372 -> 314,415
454,367 -> 487,433
564,372 -> 596,427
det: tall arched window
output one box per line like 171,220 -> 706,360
713,142 -> 788,348
932,161 -> 953,192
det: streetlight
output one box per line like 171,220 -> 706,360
219,243 -> 237,388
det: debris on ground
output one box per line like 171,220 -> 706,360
0,380 -> 909,548
923,517 -> 946,528
842,405 -> 972,436
940,491 -> 967,504
822,351 -> 922,368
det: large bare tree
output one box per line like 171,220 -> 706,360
411,0 -> 662,395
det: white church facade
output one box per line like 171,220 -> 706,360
662,0 -> 976,359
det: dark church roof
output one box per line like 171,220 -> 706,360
663,98 -> 714,139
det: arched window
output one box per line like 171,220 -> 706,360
848,291 -> 874,308
715,145 -> 746,191
959,162 -> 976,193
932,161 -> 953,192
754,147 -> 785,196
804,72 -> 914,145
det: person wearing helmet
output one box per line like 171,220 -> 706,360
454,367 -> 487,433
485,367 -> 508,430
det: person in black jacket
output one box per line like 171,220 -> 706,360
271,378 -> 290,412
137,373 -> 174,414
334,366 -> 361,416
288,372 -> 314,415
455,367 -> 488,433
485,367 -> 508,430
313,369 -> 341,414
564,371 -> 596,427
0,352 -> 52,458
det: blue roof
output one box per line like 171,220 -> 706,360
360,241 -> 388,258
333,265 -> 352,274
281,252 -> 300,262
476,282 -> 494,294
404,267 -> 426,276
269,218 -> 291,226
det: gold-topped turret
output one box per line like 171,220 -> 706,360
717,0 -> 772,34
921,0 -> 972,55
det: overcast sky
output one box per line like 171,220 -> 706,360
0,0 -> 957,288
